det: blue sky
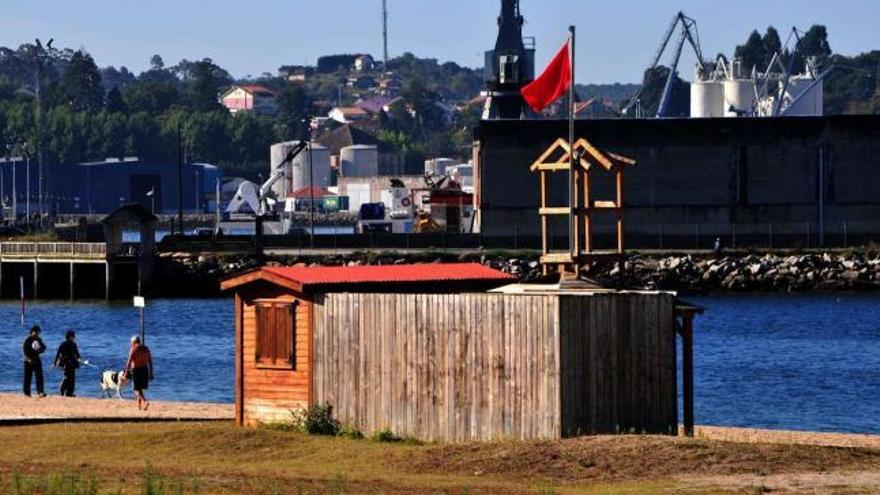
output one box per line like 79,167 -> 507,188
1,0 -> 876,84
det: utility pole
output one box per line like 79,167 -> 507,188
176,121 -> 183,235
31,39 -> 51,227
382,0 -> 389,69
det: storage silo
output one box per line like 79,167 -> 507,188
340,145 -> 379,178
425,158 -> 457,176
783,75 -> 824,116
690,80 -> 725,118
290,143 -> 332,191
269,141 -> 301,198
723,79 -> 756,117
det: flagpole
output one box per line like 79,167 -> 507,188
568,25 -> 576,264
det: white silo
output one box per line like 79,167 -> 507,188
290,143 -> 332,191
425,158 -> 457,176
340,145 -> 379,178
690,79 -> 725,118
783,75 -> 824,116
269,141 -> 303,197
723,79 -> 756,117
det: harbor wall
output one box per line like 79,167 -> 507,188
475,116 -> 880,247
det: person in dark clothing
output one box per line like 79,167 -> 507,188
22,325 -> 47,397
54,330 -> 81,397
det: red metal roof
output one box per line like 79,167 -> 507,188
261,263 -> 513,289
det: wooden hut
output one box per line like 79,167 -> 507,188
222,264 -> 697,442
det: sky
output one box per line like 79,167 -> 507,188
1,0 -> 877,84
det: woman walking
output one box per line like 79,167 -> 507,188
125,336 -> 154,410
54,331 -> 82,397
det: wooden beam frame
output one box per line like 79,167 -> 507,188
530,138 -> 636,278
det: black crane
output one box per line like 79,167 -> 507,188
482,0 -> 536,119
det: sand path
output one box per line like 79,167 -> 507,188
0,393 -> 232,422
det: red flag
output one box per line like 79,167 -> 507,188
521,40 -> 572,113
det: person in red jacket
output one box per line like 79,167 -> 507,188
125,336 -> 154,410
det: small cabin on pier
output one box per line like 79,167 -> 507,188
222,264 -> 700,442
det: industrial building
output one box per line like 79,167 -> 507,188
48,158 -> 221,215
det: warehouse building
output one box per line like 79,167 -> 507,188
50,158 -> 221,215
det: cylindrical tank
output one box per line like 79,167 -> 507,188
270,141 -> 300,197
340,145 -> 379,178
425,158 -> 457,176
783,75 -> 824,116
290,143 -> 331,192
690,80 -> 725,118
723,79 -> 756,117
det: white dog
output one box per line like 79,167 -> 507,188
100,369 -> 130,399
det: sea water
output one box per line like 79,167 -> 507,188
0,295 -> 878,434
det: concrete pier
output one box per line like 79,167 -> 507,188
0,242 -> 145,300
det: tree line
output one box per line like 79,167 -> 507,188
0,44 -> 484,182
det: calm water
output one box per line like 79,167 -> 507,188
689,294 -> 880,434
0,295 -> 878,434
0,299 -> 234,403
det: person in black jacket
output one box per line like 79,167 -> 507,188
54,330 -> 81,397
22,325 -> 47,397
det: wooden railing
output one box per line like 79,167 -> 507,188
0,242 -> 107,259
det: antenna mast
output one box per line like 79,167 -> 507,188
382,0 -> 389,69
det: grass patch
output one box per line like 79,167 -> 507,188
0,423 -> 877,494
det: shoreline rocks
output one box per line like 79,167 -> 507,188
152,251 -> 880,297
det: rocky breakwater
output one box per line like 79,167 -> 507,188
153,252 -> 547,297
629,253 -> 880,293
152,251 -> 880,297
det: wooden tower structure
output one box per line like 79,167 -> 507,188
530,137 -> 636,280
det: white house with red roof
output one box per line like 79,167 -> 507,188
221,84 -> 279,116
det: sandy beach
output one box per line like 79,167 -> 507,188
0,393 -> 232,422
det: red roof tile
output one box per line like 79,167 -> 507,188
261,263 -> 513,290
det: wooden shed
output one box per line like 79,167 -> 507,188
222,264 -> 698,442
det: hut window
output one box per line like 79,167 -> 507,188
255,301 -> 297,370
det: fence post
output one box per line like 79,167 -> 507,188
731,223 -> 737,250
514,223 -> 519,250
658,224 -> 664,250
806,222 -> 811,249
695,223 -> 701,250
843,221 -> 848,248
769,223 -> 774,249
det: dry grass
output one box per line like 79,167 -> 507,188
0,422 -> 877,494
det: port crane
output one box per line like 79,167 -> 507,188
228,140 -> 308,218
623,12 -> 705,118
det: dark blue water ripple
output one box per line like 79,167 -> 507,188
688,294 -> 880,435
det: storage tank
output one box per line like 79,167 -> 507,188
690,80 -> 725,118
782,75 -> 823,116
269,141 -> 301,197
723,79 -> 756,117
289,143 -> 331,192
425,158 -> 457,176
340,145 -> 379,178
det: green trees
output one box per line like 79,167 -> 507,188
276,85 -> 311,141
188,59 -> 225,112
60,51 -> 105,112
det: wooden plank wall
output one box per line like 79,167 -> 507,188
558,293 -> 677,436
240,291 -> 312,425
313,293 -> 562,442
